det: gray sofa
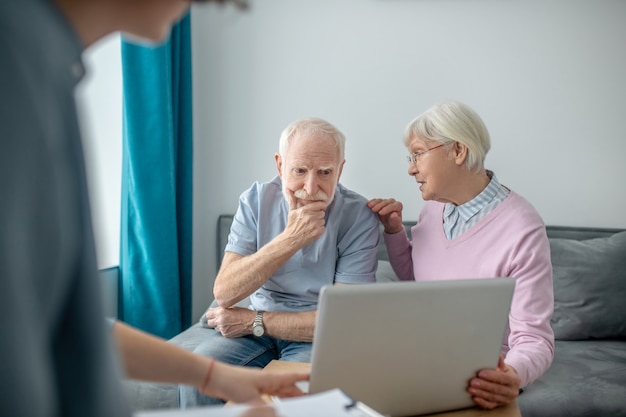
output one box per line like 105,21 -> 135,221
124,215 -> 626,417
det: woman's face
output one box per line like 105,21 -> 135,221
406,135 -> 458,204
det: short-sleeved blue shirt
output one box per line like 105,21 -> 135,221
225,176 -> 380,312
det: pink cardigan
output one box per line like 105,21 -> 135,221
384,192 -> 555,388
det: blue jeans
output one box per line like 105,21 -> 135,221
178,329 -> 312,407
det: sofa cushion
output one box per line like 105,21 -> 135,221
550,231 -> 626,340
376,260 -> 399,282
518,339 -> 626,417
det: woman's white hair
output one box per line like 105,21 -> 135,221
403,100 -> 490,173
278,117 -> 345,161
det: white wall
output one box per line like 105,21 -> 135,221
77,33 -> 123,270
190,0 -> 626,319
77,1 -> 626,321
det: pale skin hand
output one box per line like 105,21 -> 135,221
112,321 -> 308,404
205,306 -> 252,338
206,360 -> 309,404
468,355 -> 521,409
283,189 -> 328,247
367,198 -> 405,234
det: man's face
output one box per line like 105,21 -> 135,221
276,133 -> 344,208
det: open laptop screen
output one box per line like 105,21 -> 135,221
309,278 -> 515,417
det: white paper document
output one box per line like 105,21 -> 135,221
133,388 -> 386,417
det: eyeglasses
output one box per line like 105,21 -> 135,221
406,144 -> 445,164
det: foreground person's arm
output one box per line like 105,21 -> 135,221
112,321 -> 309,403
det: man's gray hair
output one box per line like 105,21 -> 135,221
279,118 -> 346,161
403,101 -> 490,173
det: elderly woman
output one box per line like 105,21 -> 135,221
368,100 -> 554,409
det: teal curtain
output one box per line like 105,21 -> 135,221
119,14 -> 193,339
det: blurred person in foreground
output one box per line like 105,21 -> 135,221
0,1 -> 306,416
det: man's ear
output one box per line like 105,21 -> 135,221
336,160 -> 346,183
275,153 -> 283,177
453,142 -> 468,166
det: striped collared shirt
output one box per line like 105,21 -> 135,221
443,171 -> 510,240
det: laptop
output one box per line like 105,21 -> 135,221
308,278 -> 515,417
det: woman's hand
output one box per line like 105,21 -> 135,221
202,361 -> 309,404
367,198 -> 404,234
468,355 -> 521,409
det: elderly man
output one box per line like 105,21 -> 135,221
181,117 -> 380,406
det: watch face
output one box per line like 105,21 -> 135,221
252,325 -> 264,337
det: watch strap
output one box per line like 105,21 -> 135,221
254,311 -> 264,326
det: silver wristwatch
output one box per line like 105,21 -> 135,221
252,311 -> 265,337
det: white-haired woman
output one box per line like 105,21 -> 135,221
369,100 -> 554,409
